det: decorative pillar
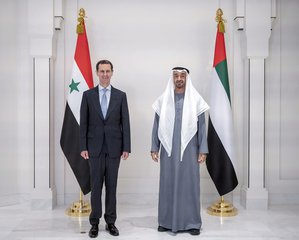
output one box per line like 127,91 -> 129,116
235,0 -> 275,210
28,0 -> 56,209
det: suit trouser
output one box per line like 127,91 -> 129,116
88,152 -> 121,225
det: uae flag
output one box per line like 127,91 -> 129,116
206,25 -> 238,196
60,21 -> 93,195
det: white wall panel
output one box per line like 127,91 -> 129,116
0,0 -> 32,206
266,0 -> 299,204
279,1 -> 299,180
0,1 -> 19,205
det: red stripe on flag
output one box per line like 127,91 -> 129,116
213,29 -> 227,67
74,24 -> 94,89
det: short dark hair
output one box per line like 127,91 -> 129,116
96,60 -> 114,72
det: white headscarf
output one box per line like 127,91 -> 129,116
152,69 -> 209,161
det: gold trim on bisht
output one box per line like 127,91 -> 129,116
77,8 -> 86,34
215,8 -> 226,33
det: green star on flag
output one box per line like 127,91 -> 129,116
69,79 -> 80,93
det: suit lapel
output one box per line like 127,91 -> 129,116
106,86 -> 118,119
91,86 -> 105,120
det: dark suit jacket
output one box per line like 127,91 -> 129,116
80,85 -> 131,158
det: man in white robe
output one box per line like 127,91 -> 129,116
151,67 -> 209,235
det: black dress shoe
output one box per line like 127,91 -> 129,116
89,225 -> 99,238
106,223 -> 119,236
188,228 -> 200,235
157,226 -> 170,232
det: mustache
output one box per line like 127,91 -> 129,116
175,80 -> 184,84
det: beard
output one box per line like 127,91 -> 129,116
175,80 -> 185,89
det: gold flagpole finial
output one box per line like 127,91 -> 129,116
215,8 -> 226,33
77,8 -> 86,34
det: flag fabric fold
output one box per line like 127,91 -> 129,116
60,23 -> 93,195
206,27 -> 238,196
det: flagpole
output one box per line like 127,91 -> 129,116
64,8 -> 91,217
206,8 -> 237,217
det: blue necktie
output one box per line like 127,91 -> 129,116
101,88 -> 108,118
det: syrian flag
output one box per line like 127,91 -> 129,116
60,21 -> 93,195
206,26 -> 238,196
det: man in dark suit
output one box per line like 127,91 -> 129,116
80,59 -> 131,238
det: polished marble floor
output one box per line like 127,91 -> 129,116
1,197 -> 299,240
